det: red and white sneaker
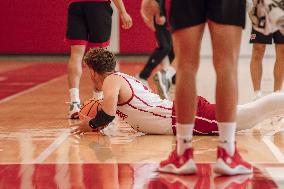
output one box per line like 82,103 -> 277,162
158,148 -> 197,175
214,146 -> 253,175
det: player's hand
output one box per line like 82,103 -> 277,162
141,0 -> 165,31
121,12 -> 133,29
71,114 -> 92,135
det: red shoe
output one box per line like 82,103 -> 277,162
214,146 -> 253,175
158,148 -> 197,175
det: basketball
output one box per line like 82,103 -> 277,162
79,99 -> 103,120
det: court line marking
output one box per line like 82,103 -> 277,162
32,132 -> 70,163
0,73 -> 69,163
0,75 -> 65,104
262,128 -> 284,163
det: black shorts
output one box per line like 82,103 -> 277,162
250,28 -> 284,44
66,2 -> 113,48
170,0 -> 246,31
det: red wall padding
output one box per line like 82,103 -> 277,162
0,1 -> 69,53
0,1 -> 155,54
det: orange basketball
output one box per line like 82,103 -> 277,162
79,99 -> 102,120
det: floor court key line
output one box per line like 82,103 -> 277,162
33,132 -> 70,163
262,128 -> 284,163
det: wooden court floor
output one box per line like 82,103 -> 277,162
0,58 -> 284,188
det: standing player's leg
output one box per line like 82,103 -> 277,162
68,45 -> 86,118
209,21 -> 241,154
250,44 -> 266,98
236,92 -> 284,131
66,3 -> 88,119
153,26 -> 175,99
207,0 -> 252,175
159,24 -> 205,175
273,31 -> 284,92
249,28 -> 272,100
138,24 -> 173,88
158,0 -> 207,175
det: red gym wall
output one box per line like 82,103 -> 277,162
0,0 -> 155,54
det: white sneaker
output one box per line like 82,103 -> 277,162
214,146 -> 253,175
69,102 -> 81,119
159,147 -> 197,175
253,91 -> 262,101
153,70 -> 171,100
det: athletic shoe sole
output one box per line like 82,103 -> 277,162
153,72 -> 169,100
158,159 -> 197,175
214,159 -> 253,175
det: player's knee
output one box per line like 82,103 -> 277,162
214,63 -> 237,76
253,44 -> 266,55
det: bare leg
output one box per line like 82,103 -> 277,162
250,44 -> 266,92
67,45 -> 86,118
274,44 -> 284,91
173,24 -> 205,157
68,45 -> 86,90
208,21 -> 242,158
237,93 -> 284,130
174,24 -> 205,124
208,21 -> 242,122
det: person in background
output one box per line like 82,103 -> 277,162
137,0 -> 176,100
66,0 -> 132,119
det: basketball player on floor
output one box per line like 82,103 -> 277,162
141,0 -> 252,175
72,48 -> 284,169
66,0 -> 132,119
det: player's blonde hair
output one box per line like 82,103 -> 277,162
84,48 -> 116,74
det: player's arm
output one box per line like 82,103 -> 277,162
88,75 -> 121,130
71,76 -> 121,135
112,0 -> 133,29
140,0 -> 165,30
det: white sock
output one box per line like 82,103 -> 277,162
93,91 -> 103,100
218,122 -> 236,156
165,66 -> 176,80
176,123 -> 194,155
69,88 -> 80,103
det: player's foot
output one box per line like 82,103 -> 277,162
214,146 -> 253,175
158,148 -> 197,175
69,101 -> 81,119
153,70 -> 171,100
253,91 -> 262,101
